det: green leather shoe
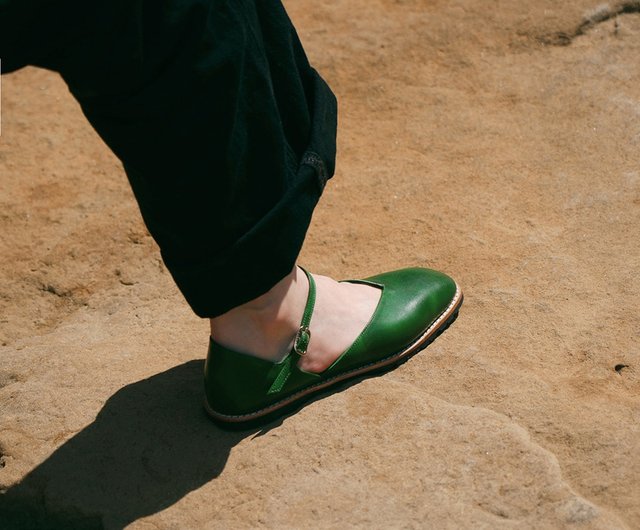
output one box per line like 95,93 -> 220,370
204,267 -> 462,427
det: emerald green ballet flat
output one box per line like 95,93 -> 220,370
204,267 -> 463,427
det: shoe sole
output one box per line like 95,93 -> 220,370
204,283 -> 463,430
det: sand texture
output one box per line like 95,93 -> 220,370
1,1 -> 639,528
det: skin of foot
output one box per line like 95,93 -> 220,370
209,266 -> 381,373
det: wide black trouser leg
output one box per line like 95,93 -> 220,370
0,0 -> 337,317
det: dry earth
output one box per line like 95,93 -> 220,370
1,1 -> 639,528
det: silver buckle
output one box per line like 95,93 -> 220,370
293,326 -> 311,356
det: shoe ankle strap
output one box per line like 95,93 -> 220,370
293,266 -> 316,356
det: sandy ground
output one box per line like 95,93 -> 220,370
1,1 -> 639,528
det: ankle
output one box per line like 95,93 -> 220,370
209,266 -> 308,359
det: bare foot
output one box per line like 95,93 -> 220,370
209,266 -> 381,373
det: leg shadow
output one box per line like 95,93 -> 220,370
0,360 -> 258,529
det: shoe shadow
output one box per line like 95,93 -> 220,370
0,360 -> 260,530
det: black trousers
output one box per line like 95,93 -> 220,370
0,0 -> 337,317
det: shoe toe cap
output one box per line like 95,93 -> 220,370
347,267 -> 459,361
368,267 -> 458,319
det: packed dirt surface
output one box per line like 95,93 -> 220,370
1,1 -> 639,528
